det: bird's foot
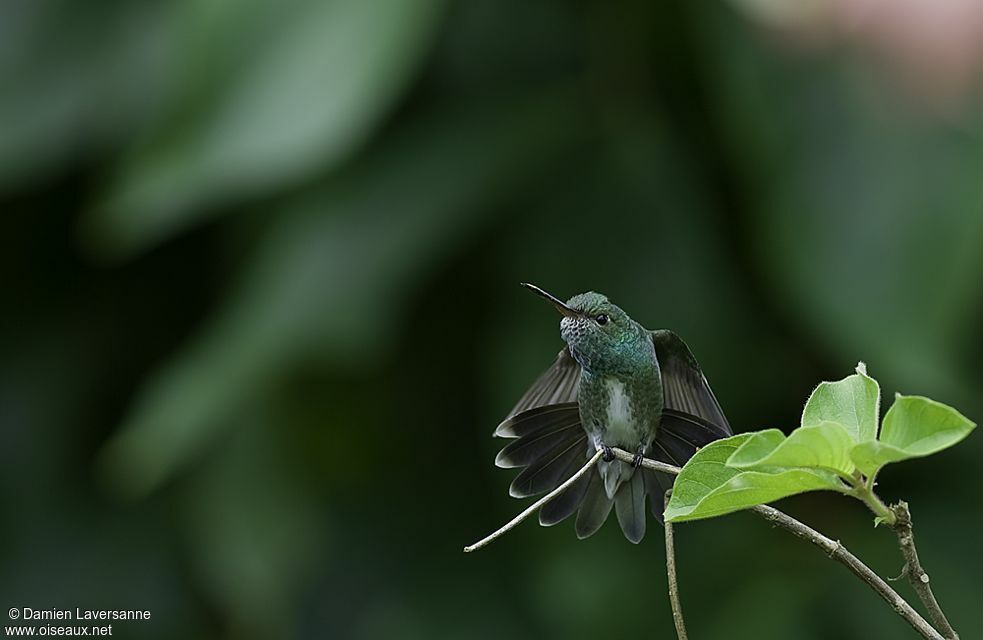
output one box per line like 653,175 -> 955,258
631,446 -> 646,468
600,445 -> 615,462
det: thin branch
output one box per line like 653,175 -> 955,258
463,449 -> 603,553
606,448 -> 945,640
664,490 -> 688,640
889,501 -> 959,640
608,449 -> 681,475
751,503 -> 943,640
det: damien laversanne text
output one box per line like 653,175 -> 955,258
21,609 -> 151,621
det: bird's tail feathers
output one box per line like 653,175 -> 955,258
598,457 -> 634,499
574,468 -> 613,539
614,469 -> 646,543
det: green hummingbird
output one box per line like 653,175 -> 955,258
494,284 -> 732,543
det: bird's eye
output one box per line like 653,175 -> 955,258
595,314 -> 609,326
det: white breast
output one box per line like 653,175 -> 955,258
604,379 -> 635,444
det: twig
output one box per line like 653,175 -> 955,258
664,491 -> 688,640
467,447 -> 945,640
889,501 -> 959,640
463,449 -> 603,553
751,504 -> 943,640
606,448 -> 945,640
608,450 -> 681,475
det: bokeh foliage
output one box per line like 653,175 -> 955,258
3,1 -> 983,638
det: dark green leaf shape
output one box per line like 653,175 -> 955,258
727,421 -> 856,478
850,395 -> 976,477
88,0 -> 445,257
801,363 -> 880,442
665,434 -> 847,523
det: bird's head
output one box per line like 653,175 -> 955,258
521,283 -> 645,374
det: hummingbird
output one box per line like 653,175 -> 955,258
493,284 -> 732,543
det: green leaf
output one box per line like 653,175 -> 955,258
801,364 -> 880,442
849,442 -> 910,478
850,395 -> 976,476
665,434 -> 750,522
725,429 -> 784,466
665,434 -> 847,523
728,421 -> 856,477
881,395 -> 976,451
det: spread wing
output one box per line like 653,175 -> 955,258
491,345 -> 586,523
499,346 -> 581,426
650,329 -> 731,436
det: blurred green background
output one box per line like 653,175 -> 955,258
3,1 -> 983,638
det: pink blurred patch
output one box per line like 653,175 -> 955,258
831,0 -> 983,100
741,0 -> 983,107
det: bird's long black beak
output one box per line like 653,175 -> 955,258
521,283 -> 579,318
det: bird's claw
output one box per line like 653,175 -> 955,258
601,445 -> 615,462
631,452 -> 644,468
